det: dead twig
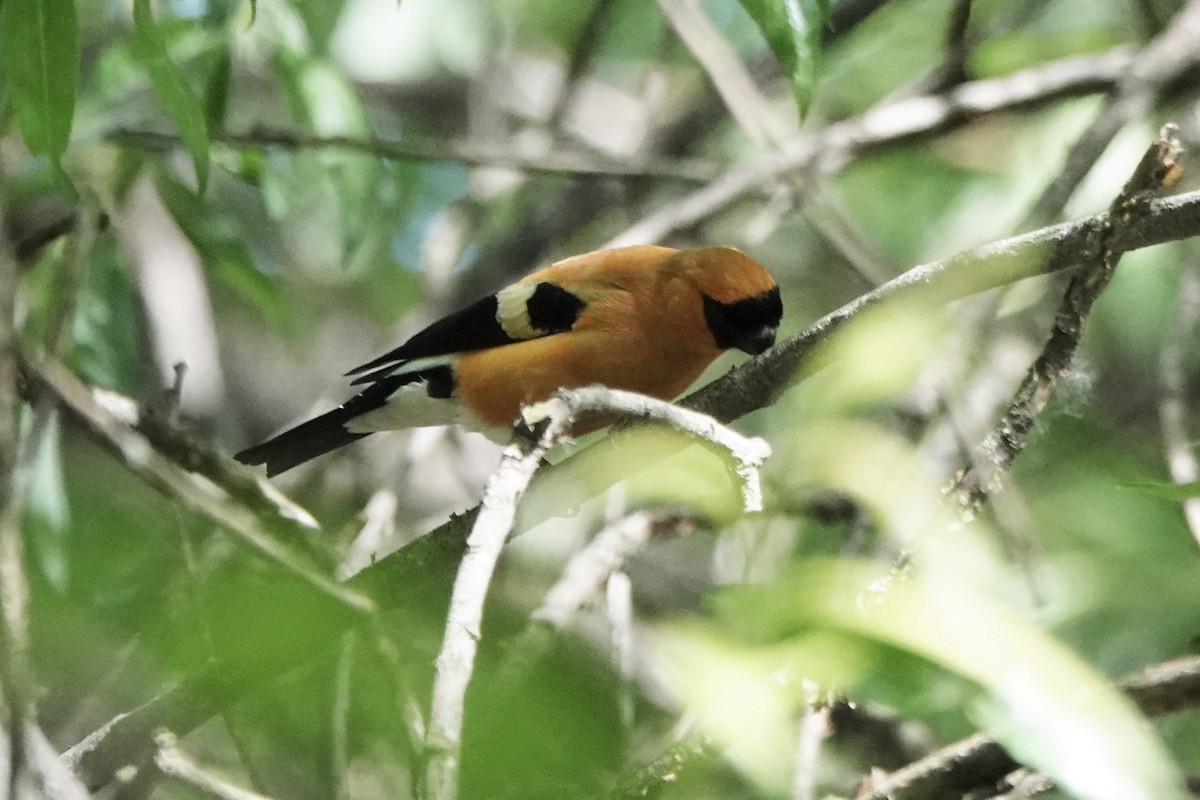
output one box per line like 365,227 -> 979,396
952,125 -> 1184,511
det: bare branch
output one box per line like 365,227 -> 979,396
792,705 -> 833,800
107,127 -> 718,185
681,187 -> 1200,425
424,405 -> 573,800
607,47 -> 1135,246
425,387 -> 769,798
1025,0 -> 1200,226
495,510 -> 694,688
554,386 -> 772,510
658,0 -> 781,147
155,732 -> 277,800
21,355 -> 372,614
952,125 -> 1184,511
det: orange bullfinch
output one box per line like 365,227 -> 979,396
235,244 -> 781,476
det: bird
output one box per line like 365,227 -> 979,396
235,244 -> 781,476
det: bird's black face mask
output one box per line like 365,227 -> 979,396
703,286 -> 782,355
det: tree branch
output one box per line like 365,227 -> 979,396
1024,0 -> 1200,226
606,46 -> 1136,246
154,732 -> 277,800
423,387 -> 769,799
423,401 -> 573,800
681,186 -> 1200,424
496,509 -> 695,687
107,127 -> 718,185
21,354 -> 372,614
952,124 -> 1183,510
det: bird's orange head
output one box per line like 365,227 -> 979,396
667,246 -> 782,356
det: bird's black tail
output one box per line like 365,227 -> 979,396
235,406 -> 370,477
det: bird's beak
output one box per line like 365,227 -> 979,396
737,326 -> 776,355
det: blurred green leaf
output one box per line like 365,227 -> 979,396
155,174 -> 291,329
518,425 -> 756,536
970,26 -> 1120,78
71,243 -> 145,393
131,0 -> 210,191
0,0 -> 79,157
714,560 -> 1188,800
203,42 -> 232,132
737,0 -> 827,118
26,414 -> 72,591
269,48 -> 379,275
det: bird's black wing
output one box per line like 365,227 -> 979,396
345,281 -> 586,385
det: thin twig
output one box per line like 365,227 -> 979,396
658,0 -> 781,147
13,348 -> 325,545
533,511 -> 685,631
550,386 -> 773,511
792,704 -> 833,800
1024,0 -> 1200,227
108,127 -> 718,184
854,654 -> 1200,800
423,405 -> 573,800
607,46 -> 1136,246
155,732 -> 278,800
953,125 -> 1184,511
22,354 -> 373,613
1158,264 -> 1200,547
495,510 -> 692,687
606,571 -> 636,732
424,388 -> 769,798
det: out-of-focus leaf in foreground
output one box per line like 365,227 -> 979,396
706,560 -> 1187,800
0,0 -> 79,157
518,424 -> 759,537
737,0 -> 828,118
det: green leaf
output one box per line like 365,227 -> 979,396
155,174 -> 290,329
26,413 -> 72,591
713,560 -> 1189,800
130,0 -> 210,192
71,243 -> 145,393
1120,478 -> 1200,502
0,0 -> 79,157
203,43 -> 233,133
737,0 -> 827,118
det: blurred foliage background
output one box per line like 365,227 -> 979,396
3,0 -> 1200,798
